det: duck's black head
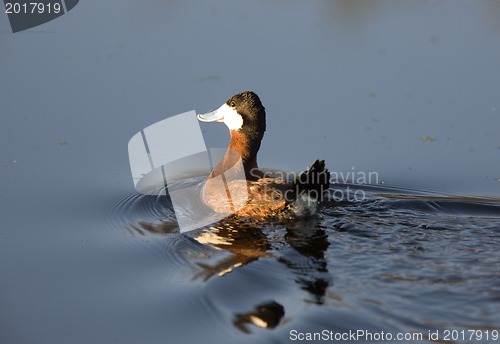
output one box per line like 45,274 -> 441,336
198,91 -> 266,158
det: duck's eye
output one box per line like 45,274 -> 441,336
229,101 -> 236,108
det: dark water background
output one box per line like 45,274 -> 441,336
1,1 -> 500,343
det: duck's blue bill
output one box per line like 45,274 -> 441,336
197,111 -> 224,122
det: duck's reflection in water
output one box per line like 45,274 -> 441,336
190,216 -> 331,304
279,219 -> 331,305
233,301 -> 285,334
192,217 -> 272,281
134,213 -> 331,332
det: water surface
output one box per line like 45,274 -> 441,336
1,1 -> 500,343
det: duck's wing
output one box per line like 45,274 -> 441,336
235,178 -> 290,218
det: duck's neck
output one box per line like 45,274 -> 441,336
209,130 -> 264,181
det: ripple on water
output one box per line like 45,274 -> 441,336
106,180 -> 500,339
106,189 -> 204,273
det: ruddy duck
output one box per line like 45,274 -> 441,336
197,91 -> 330,219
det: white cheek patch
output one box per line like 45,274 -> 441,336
217,103 -> 243,131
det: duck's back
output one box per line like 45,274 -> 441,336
236,178 -> 289,218
203,160 -> 330,220
203,177 -> 289,218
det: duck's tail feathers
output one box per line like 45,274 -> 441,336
292,159 -> 330,201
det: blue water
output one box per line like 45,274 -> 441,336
102,179 -> 500,344
1,1 -> 500,343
